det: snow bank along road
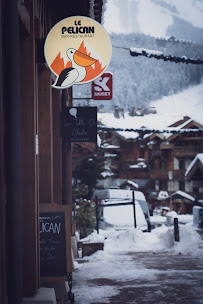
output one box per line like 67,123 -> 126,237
72,226 -> 203,304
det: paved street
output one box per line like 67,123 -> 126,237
72,251 -> 203,304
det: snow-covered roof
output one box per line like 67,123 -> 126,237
92,189 -> 146,201
125,180 -> 138,189
185,153 -> 203,175
104,153 -> 117,157
101,171 -> 114,178
102,143 -> 120,149
98,112 -> 180,140
185,153 -> 203,180
129,162 -> 147,169
168,190 -> 195,202
158,191 -> 169,200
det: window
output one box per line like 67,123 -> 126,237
161,160 -> 166,169
168,181 -> 174,192
139,149 -> 145,158
193,187 -> 199,194
179,181 -> 185,191
159,180 -> 167,190
179,159 -> 185,170
174,157 -> 179,170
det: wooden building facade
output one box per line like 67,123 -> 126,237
100,116 -> 203,210
0,0 -> 103,303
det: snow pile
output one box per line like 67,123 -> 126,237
174,223 -> 203,254
80,224 -> 203,256
104,226 -> 174,252
177,214 -> 193,224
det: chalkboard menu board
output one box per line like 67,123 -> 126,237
61,107 -> 97,142
39,204 -> 71,282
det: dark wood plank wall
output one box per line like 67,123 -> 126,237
19,0 -> 39,295
52,89 -> 62,204
0,0 -> 6,301
1,0 -> 101,299
38,65 -> 54,204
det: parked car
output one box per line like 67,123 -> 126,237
92,189 -> 151,232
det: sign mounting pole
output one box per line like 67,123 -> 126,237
61,89 -> 73,301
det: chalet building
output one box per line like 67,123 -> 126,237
161,190 -> 195,214
0,1 -> 104,303
99,115 -> 203,211
72,142 -> 97,171
185,153 -> 203,201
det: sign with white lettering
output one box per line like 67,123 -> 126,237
92,72 -> 113,100
39,204 -> 71,282
40,212 -> 66,277
44,16 -> 112,89
61,107 -> 97,142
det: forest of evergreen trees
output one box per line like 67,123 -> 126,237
73,33 -> 203,112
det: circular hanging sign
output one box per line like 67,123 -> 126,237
44,16 -> 112,90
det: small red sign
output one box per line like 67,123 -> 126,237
92,72 -> 113,100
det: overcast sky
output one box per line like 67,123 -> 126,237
103,0 -> 203,39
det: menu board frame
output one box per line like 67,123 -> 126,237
39,204 -> 71,283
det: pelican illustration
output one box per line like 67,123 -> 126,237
52,48 -> 97,89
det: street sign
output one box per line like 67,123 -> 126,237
44,16 -> 112,89
61,107 -> 97,142
92,72 -> 113,100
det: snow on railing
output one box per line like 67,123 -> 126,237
130,47 -> 203,64
98,125 -> 203,134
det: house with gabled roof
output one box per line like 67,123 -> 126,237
185,153 -> 203,202
98,111 -> 203,212
185,153 -> 203,181
148,116 -> 203,197
160,190 -> 195,214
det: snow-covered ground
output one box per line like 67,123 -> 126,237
77,222 -> 202,256
73,223 -> 203,303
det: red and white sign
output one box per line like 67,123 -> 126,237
92,72 -> 113,100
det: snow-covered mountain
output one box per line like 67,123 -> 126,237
98,81 -> 203,140
73,32 -> 203,112
103,0 -> 203,43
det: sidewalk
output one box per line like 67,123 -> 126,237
72,251 -> 203,304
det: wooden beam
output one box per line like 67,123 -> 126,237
179,137 -> 203,140
52,88 -> 62,204
19,3 -> 39,295
3,0 -> 24,301
38,64 -> 54,204
0,0 -> 6,301
18,0 -> 30,34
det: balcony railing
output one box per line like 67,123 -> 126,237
149,145 -> 203,157
173,146 -> 203,156
149,169 -> 185,180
